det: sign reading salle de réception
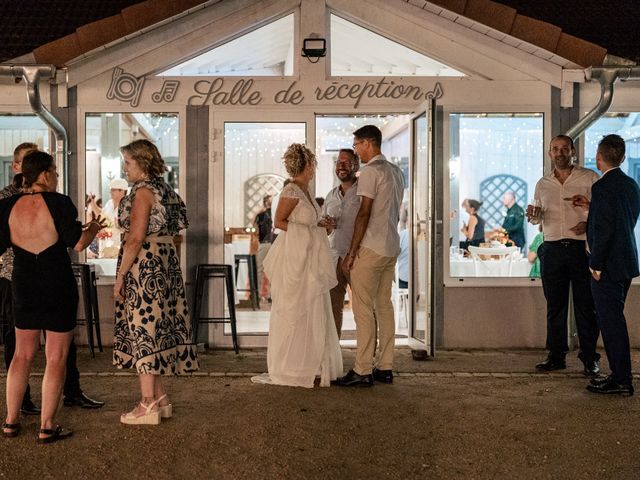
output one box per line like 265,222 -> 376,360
105,67 -> 444,108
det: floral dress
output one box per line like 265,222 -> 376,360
113,176 -> 199,375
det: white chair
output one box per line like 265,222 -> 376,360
467,245 -> 519,276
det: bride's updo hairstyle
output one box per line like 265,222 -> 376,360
21,151 -> 54,188
283,143 -> 316,178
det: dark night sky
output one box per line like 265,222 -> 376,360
0,1 -> 637,63
494,0 -> 640,62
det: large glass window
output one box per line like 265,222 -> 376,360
585,112 -> 640,262
449,113 -> 544,278
85,112 -> 179,273
0,114 -> 50,187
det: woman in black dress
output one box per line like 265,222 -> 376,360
459,199 -> 486,249
0,151 -> 104,443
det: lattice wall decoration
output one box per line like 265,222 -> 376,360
244,174 -> 287,226
480,174 -> 527,230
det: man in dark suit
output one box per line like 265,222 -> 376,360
580,134 -> 640,395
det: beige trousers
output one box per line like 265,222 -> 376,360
329,256 -> 351,337
350,246 -> 397,374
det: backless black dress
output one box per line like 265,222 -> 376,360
0,192 -> 82,332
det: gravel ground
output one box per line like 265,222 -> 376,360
1,348 -> 640,479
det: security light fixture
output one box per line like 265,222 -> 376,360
302,38 -> 326,63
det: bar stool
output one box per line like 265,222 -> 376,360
192,264 -> 239,354
233,254 -> 260,310
71,263 -> 103,358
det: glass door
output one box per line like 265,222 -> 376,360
409,99 -> 437,357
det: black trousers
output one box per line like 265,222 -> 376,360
538,240 -> 600,362
591,276 -> 632,384
1,278 -> 81,399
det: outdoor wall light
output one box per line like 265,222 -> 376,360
301,38 -> 326,63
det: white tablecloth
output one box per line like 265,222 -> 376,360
87,258 -> 117,277
450,257 -> 532,277
224,241 -> 251,303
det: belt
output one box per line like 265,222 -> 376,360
545,239 -> 585,246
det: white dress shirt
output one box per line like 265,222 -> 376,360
533,165 -> 599,241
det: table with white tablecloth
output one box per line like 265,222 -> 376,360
450,257 -> 532,277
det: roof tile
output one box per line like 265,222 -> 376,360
463,0 -> 516,34
556,32 -> 607,68
76,14 -> 131,52
428,0 -> 468,15
33,32 -> 83,65
509,14 -> 561,54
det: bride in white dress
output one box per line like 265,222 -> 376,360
252,144 -> 343,388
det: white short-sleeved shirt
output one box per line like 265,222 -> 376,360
323,182 -> 361,259
357,154 -> 404,257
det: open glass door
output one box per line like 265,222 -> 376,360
409,99 -> 437,357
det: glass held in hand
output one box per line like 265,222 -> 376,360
321,214 -> 338,229
527,199 -> 541,220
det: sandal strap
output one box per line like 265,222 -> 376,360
139,399 -> 160,413
39,425 -> 62,435
2,422 -> 20,429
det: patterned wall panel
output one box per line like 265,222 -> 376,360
244,173 -> 286,225
480,174 -> 527,229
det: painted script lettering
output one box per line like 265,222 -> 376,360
188,78 -> 263,106
274,81 -> 304,105
315,78 -> 441,109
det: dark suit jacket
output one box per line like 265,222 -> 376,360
587,168 -> 640,281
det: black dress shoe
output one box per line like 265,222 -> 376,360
20,398 -> 41,416
372,368 -> 393,384
535,357 -> 566,371
586,378 -> 634,396
63,391 -> 105,409
590,374 -> 613,386
582,360 -> 600,378
335,370 -> 374,388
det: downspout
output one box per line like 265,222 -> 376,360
0,65 -> 69,193
565,66 -> 640,141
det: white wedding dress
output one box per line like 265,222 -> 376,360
252,182 -> 343,388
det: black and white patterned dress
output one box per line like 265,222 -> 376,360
112,177 -> 198,375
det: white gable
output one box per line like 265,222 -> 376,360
330,14 -> 464,77
159,14 -> 294,77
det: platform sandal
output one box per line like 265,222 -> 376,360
157,394 -> 173,419
120,399 -> 161,425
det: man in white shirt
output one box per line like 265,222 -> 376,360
527,135 -> 601,376
323,148 -> 360,337
336,125 -> 404,387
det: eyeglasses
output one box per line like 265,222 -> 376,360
352,140 -> 364,149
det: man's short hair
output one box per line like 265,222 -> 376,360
338,148 -> 359,171
353,125 -> 382,148
13,142 -> 38,160
551,134 -> 574,149
262,195 -> 272,206
598,134 -> 625,167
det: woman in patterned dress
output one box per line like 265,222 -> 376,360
113,140 -> 198,425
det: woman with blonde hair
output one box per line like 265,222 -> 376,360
113,139 -> 198,425
252,143 -> 342,388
